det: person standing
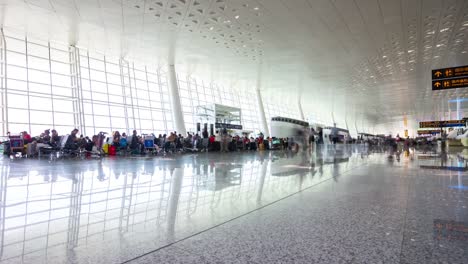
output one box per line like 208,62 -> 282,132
220,127 -> 229,152
317,128 -> 323,144
331,124 -> 339,144
202,129 -> 209,152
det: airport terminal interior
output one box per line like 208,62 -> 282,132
0,0 -> 466,263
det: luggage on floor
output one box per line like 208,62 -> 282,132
109,145 -> 116,156
26,143 -> 37,157
102,144 -> 109,154
259,143 -> 265,151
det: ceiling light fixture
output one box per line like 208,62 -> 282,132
235,15 -> 240,19
209,26 -> 214,30
254,7 -> 259,10
440,28 -> 449,32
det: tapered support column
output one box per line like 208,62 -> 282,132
168,64 -> 186,135
256,88 -> 269,136
298,97 -> 305,121
255,71 -> 269,136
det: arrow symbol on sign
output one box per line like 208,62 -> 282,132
434,82 -> 441,88
434,71 -> 442,78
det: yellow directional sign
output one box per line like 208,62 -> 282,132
445,69 -> 453,78
433,77 -> 468,90
432,65 -> 468,80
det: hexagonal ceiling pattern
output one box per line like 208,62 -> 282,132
1,0 -> 468,133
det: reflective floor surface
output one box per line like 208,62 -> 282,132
0,145 -> 467,263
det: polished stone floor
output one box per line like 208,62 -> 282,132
0,145 -> 467,263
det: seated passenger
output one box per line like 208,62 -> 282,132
164,132 -> 176,152
65,128 -> 80,150
22,131 -> 32,144
120,137 -> 128,150
83,136 -> 94,151
50,129 -> 61,147
209,134 -> 216,144
113,131 -> 121,147
40,129 -> 51,143
176,134 -> 184,149
154,134 -> 161,147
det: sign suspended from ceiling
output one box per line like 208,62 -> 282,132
215,123 -> 243,130
432,65 -> 468,90
417,130 -> 441,135
419,120 -> 466,128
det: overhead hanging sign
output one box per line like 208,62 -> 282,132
432,65 -> 468,90
432,77 -> 468,90
417,130 -> 441,135
215,123 -> 243,130
419,120 -> 466,128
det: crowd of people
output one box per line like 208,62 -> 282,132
2,127 -> 304,157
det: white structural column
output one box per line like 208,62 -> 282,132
298,96 -> 305,121
69,46 -> 85,133
168,63 -> 186,135
0,29 -> 7,136
255,75 -> 270,136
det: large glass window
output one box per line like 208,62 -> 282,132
0,32 -> 299,137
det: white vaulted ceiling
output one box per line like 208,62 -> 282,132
1,0 -> 468,132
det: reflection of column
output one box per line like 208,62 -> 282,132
168,64 -> 186,135
256,161 -> 269,206
456,98 -> 461,120
448,101 -> 451,120
167,167 -> 184,242
0,165 -> 7,257
458,171 -> 463,188
119,172 -> 136,233
67,172 -> 84,249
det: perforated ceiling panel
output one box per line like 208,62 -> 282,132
2,0 -> 468,131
